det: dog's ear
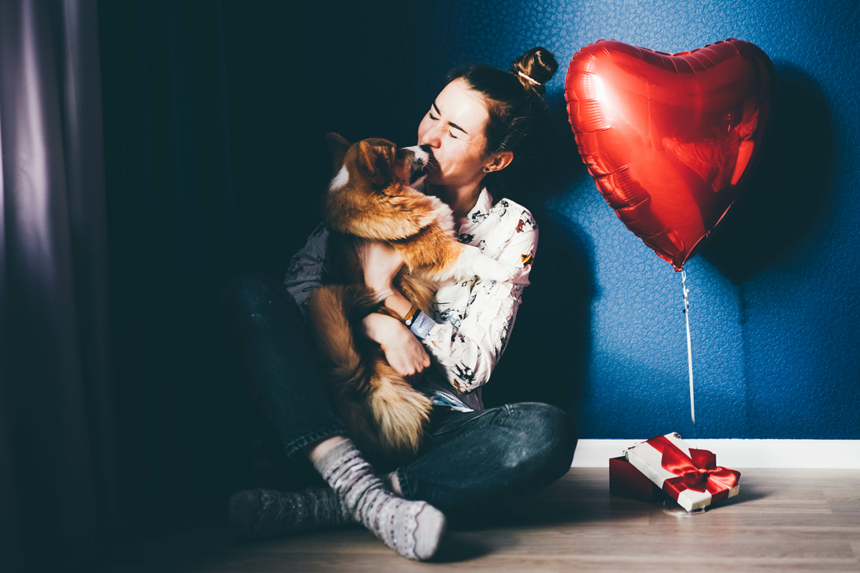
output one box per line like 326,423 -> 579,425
356,141 -> 395,187
326,133 -> 351,172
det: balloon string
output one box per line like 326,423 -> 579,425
681,270 -> 696,443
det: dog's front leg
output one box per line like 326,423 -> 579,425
432,245 -> 518,285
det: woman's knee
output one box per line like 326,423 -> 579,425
503,402 -> 577,476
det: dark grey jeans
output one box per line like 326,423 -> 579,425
220,272 -> 577,512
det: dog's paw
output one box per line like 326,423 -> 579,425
440,246 -> 518,284
475,260 -> 518,283
431,275 -> 459,288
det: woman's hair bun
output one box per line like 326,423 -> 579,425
511,47 -> 558,95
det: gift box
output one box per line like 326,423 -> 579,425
609,456 -> 666,503
625,432 -> 741,511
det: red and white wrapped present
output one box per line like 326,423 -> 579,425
609,455 -> 666,503
625,432 -> 741,511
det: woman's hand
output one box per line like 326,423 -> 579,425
353,238 -> 404,296
362,313 -> 430,379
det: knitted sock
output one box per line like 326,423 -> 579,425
312,438 -> 446,561
229,487 -> 353,539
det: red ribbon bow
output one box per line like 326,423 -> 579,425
648,435 -> 741,504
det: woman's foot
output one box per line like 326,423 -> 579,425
228,486 -> 353,539
312,438 -> 446,561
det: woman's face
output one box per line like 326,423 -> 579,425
417,79 -> 490,189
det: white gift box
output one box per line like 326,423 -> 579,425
625,432 -> 741,511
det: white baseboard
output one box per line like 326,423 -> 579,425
571,439 -> 860,468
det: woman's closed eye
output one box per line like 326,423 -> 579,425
428,113 -> 459,139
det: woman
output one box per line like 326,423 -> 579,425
221,47 -> 577,561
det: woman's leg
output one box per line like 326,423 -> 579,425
394,402 -> 577,512
221,273 -> 354,533
220,272 -> 346,461
221,273 -> 446,560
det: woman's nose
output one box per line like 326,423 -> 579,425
420,124 -> 442,147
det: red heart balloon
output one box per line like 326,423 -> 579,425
565,39 -> 774,271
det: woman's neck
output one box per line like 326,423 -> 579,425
430,182 -> 483,225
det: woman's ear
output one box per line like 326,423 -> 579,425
484,150 -> 514,173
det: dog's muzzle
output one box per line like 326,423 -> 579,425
403,145 -> 433,184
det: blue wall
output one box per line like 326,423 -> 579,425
295,0 -> 860,439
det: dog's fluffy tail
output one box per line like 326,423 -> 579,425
307,285 -> 432,465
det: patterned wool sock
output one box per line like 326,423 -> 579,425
312,438 -> 446,561
229,486 -> 354,539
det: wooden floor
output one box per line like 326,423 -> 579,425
105,468 -> 860,572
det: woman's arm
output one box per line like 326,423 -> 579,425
355,221 -> 538,389
286,227 -> 430,378
283,223 -> 328,321
418,226 -> 538,393
362,313 -> 430,377
355,239 -> 431,377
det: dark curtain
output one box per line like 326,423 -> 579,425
98,0 -> 246,511
1,0 -> 114,570
1,0 -> 420,569
2,0 -> 249,570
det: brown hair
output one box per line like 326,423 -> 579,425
444,47 -> 559,202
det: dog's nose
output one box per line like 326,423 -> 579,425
419,144 -> 432,153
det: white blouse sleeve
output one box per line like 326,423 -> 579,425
283,223 -> 328,322
420,225 -> 538,393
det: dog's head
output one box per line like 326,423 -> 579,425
326,133 -> 432,192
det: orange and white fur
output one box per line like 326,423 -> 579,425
307,133 -> 515,467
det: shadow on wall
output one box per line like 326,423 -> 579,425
701,62 -> 834,282
483,206 -> 595,415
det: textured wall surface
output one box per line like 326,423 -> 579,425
292,0 -> 860,439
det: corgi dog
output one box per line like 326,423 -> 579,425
306,133 -> 516,468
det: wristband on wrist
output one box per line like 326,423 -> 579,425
403,302 -> 421,326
